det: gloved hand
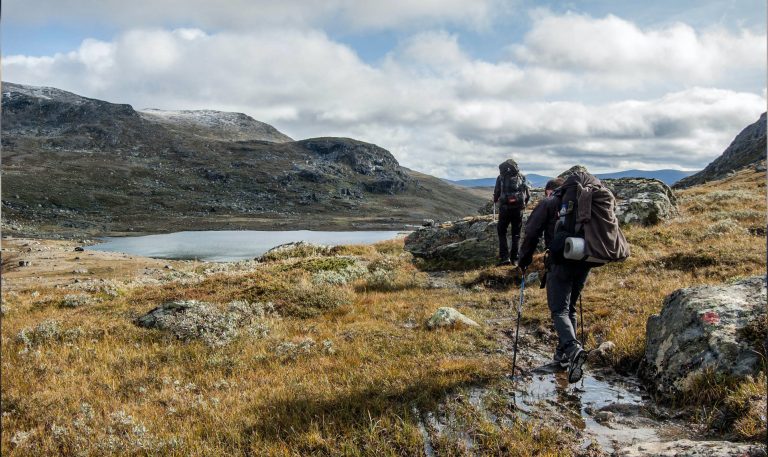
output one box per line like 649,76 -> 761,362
518,254 -> 532,271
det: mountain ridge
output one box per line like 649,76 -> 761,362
449,169 -> 698,188
1,81 -> 484,236
674,112 -> 767,189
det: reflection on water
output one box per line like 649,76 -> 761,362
519,370 -> 659,453
85,230 -> 404,262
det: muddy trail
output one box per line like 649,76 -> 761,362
412,308 -> 763,456
494,321 -> 689,455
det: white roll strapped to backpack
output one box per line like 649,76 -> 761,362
563,237 -> 609,264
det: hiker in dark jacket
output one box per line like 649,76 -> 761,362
518,172 -> 605,383
518,178 -> 564,256
493,159 -> 531,266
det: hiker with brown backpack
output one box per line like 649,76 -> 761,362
518,170 -> 630,383
493,159 -> 531,266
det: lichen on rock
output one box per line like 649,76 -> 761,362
640,276 -> 767,399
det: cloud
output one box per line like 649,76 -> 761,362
4,0 -> 499,32
3,18 -> 766,179
512,11 -> 766,89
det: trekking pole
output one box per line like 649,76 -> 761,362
511,271 -> 526,381
579,295 -> 585,350
492,200 -> 496,221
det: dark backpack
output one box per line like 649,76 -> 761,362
500,173 -> 526,209
549,173 -> 630,266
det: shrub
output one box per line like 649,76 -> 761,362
274,283 -> 354,318
312,264 -> 368,285
60,293 -> 96,308
702,218 -> 746,238
260,242 -> 332,262
16,320 -> 85,351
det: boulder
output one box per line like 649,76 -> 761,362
404,216 -> 504,268
640,277 -> 767,399
426,307 -> 479,329
587,340 -> 616,366
603,178 -> 678,226
136,300 -> 269,347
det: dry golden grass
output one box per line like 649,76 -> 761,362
2,243 -> 561,455
2,167 -> 765,455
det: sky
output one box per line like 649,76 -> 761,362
3,0 -> 766,179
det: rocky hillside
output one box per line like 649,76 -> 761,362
139,109 -> 294,143
1,82 -> 484,235
674,112 -> 766,189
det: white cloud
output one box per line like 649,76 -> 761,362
3,18 -> 766,179
512,11 -> 766,89
5,0 -> 499,31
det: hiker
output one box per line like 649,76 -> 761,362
518,171 -> 629,383
493,159 -> 531,266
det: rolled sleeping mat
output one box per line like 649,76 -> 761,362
564,237 -> 608,264
564,237 -> 586,261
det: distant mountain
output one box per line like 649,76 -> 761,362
450,170 -> 697,188
674,113 -> 767,189
595,170 -> 697,185
1,82 -> 485,235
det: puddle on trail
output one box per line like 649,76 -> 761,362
516,369 -> 662,453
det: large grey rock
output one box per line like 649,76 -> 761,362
618,439 -> 766,457
404,216 -> 506,268
603,178 -> 678,225
426,307 -> 479,329
136,300 -> 269,347
557,166 -> 678,225
641,277 -> 767,399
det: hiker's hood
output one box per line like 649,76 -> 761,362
561,171 -> 601,189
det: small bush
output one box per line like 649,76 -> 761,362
284,257 -> 360,273
16,320 -> 85,351
703,218 -> 746,238
709,190 -> 756,202
312,264 -> 367,285
60,293 -> 96,308
260,242 -> 332,262
372,239 -> 404,255
274,282 -> 354,318
726,374 -> 767,441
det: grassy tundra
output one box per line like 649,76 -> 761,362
1,167 -> 765,456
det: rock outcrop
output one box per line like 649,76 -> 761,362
640,277 -> 767,399
426,307 -> 479,329
404,216 -> 502,268
559,166 -> 678,225
675,112 -> 767,189
136,300 -> 269,347
603,178 -> 678,225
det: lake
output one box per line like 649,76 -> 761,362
85,230 -> 406,262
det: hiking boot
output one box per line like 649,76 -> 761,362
567,347 -> 588,383
553,350 -> 569,368
496,258 -> 512,266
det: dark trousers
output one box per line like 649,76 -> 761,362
497,205 -> 523,261
546,262 -> 591,358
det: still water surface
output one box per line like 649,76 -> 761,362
86,230 -> 404,262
